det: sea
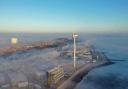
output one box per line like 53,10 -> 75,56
0,32 -> 128,89
76,33 -> 128,89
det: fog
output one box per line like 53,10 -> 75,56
0,33 -> 128,89
0,48 -> 68,85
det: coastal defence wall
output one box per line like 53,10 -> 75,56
57,50 -> 113,89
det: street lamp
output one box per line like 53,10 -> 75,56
72,33 -> 78,70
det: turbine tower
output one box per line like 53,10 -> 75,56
72,33 -> 78,70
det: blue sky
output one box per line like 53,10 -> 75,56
0,0 -> 128,33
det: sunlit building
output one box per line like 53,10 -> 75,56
11,37 -> 18,44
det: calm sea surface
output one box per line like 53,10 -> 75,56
76,33 -> 128,89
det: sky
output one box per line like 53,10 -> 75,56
0,0 -> 128,33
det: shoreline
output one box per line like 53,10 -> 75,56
57,48 -> 113,89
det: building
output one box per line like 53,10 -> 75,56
47,66 -> 64,86
11,37 -> 18,44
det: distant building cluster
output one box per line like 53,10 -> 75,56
0,38 -> 72,56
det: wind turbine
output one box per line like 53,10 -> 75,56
72,33 -> 78,70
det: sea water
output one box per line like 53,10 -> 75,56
75,33 -> 128,89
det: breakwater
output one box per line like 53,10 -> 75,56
57,47 -> 113,89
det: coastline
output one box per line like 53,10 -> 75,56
57,48 -> 113,89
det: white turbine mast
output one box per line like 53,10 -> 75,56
72,33 -> 78,70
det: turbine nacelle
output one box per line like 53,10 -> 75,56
72,33 -> 78,38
